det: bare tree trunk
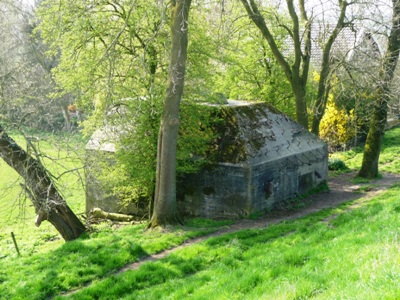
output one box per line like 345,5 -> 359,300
61,105 -> 71,131
311,0 -> 348,136
358,0 -> 400,178
0,125 -> 85,241
240,0 -> 311,128
148,0 -> 191,227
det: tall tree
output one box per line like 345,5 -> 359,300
239,0 -> 311,128
239,0 -> 357,134
0,125 -> 85,241
37,0 -> 169,207
149,0 -> 192,227
358,0 -> 400,178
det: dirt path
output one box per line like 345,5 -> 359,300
119,171 -> 400,273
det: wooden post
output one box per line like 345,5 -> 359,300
11,232 -> 21,257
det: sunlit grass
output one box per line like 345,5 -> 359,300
331,126 -> 400,174
61,185 -> 400,300
0,131 -> 234,300
2,127 -> 400,299
0,131 -> 87,260
0,219 -> 232,300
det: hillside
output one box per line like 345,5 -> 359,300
1,127 -> 400,299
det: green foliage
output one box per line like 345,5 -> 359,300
36,0 -> 231,214
177,103 -> 221,173
184,6 -> 223,102
35,0 -> 308,217
36,0 -> 169,204
334,72 -> 377,143
88,100 -> 247,215
188,2 -> 295,116
328,158 -> 349,171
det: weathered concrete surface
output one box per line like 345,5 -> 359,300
85,126 -> 147,216
178,100 -> 328,218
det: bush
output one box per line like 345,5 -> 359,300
320,96 -> 356,149
328,158 -> 349,171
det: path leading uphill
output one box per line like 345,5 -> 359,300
119,171 -> 400,272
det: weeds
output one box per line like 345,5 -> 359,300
328,158 -> 349,171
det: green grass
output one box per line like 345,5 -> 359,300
2,127 -> 400,299
0,131 -> 87,259
0,220 -> 231,300
331,126 -> 400,173
57,185 -> 400,300
0,131 -> 234,299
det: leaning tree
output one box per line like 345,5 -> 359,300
0,125 -> 85,241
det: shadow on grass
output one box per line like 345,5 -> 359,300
64,223 -> 301,299
3,221 -> 224,300
60,188 -> 400,299
17,234 -> 148,299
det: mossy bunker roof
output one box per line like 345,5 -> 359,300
204,100 -> 326,166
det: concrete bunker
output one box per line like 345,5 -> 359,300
178,100 -> 328,218
85,100 -> 328,218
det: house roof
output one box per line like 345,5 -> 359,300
309,23 -> 386,67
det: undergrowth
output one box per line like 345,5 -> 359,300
331,126 -> 400,173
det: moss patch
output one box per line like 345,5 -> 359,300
207,107 -> 247,163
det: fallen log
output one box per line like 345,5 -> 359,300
89,208 -> 134,222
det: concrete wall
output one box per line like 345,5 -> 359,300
85,150 -> 144,215
178,146 -> 328,218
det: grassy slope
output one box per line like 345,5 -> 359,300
330,127 -> 400,173
64,187 -> 400,300
1,127 -> 400,299
0,132 -> 233,299
63,126 -> 400,300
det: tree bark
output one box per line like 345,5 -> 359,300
0,125 -> 85,241
61,105 -> 71,131
148,0 -> 192,227
358,0 -> 400,178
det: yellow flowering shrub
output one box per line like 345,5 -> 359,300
319,94 -> 355,148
